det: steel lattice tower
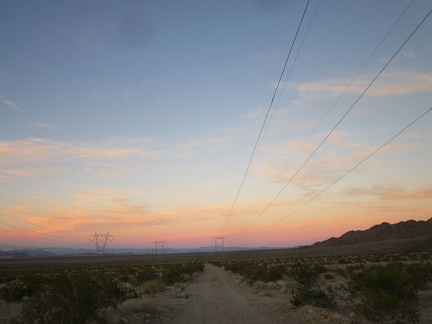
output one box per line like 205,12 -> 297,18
89,232 -> 115,253
212,237 -> 227,252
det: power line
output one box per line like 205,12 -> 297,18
231,6 -> 432,240
0,211 -> 87,242
267,0 -> 322,133
0,190 -> 88,241
221,0 -> 312,235
230,0 -> 417,241
268,0 -> 414,190
0,220 -> 93,248
247,106 -> 432,241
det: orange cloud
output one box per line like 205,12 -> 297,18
346,184 -> 432,200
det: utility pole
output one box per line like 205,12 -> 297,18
212,237 -> 227,252
153,241 -> 167,254
89,232 -> 115,254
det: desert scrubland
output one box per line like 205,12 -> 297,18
1,242 -> 432,323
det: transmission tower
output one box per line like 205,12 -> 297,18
153,241 -> 167,254
212,237 -> 227,252
89,232 -> 115,254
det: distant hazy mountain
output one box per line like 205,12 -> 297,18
0,246 -> 280,258
0,249 -> 57,258
313,218 -> 432,248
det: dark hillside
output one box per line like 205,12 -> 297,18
313,218 -> 432,248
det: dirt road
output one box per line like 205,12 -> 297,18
157,263 -> 298,324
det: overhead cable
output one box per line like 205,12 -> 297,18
231,0 -> 417,240
220,0 -> 312,235
233,6 -> 432,239
248,106 -> 432,240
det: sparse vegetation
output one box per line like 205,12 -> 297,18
0,260 -> 204,323
213,260 -> 287,285
1,251 -> 431,323
349,262 -> 421,322
211,251 -> 432,322
20,271 -> 131,324
290,285 -> 336,308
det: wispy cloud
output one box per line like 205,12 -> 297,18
290,69 -> 432,100
0,176 -> 10,183
5,167 -> 68,178
174,127 -> 245,158
0,95 -> 22,112
346,184 -> 432,200
0,137 -> 162,178
25,122 -> 59,129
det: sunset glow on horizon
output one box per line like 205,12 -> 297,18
1,0 -> 431,251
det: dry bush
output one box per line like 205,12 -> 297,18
252,281 -> 266,290
349,262 -> 420,322
117,298 -> 156,314
98,298 -> 156,323
266,282 -> 278,289
141,279 -> 165,294
97,307 -> 117,324
173,282 -> 186,291
18,271 -> 130,324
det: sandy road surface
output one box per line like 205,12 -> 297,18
157,263 -> 298,324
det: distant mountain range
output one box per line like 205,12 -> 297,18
0,249 -> 57,258
312,218 -> 432,249
1,218 -> 431,258
0,246 -> 278,259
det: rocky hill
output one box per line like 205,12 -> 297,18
312,218 -> 432,249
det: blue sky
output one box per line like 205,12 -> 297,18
1,0 -> 431,249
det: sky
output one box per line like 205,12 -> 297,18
1,0 -> 431,250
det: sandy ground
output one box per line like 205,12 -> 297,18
150,263 -> 298,324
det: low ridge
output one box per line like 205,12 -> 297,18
313,218 -> 432,248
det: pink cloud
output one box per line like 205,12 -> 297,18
346,184 -> 432,200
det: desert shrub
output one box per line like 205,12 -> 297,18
135,268 -> 158,284
290,262 -> 319,286
338,257 -> 349,265
289,262 -> 336,309
19,271 -> 130,324
419,252 -> 430,260
352,256 -> 365,263
181,263 -> 205,276
244,264 -> 285,284
117,298 -> 156,314
173,282 -> 186,291
349,262 -> 419,322
252,281 -> 266,290
333,267 -> 347,277
0,273 -> 47,303
141,279 -> 165,293
346,264 -> 366,272
213,261 -> 286,285
266,264 -> 287,281
290,285 -> 336,309
405,262 -> 432,289
266,281 -> 278,289
323,273 -> 334,280
367,254 -> 385,263
0,281 -> 28,302
162,266 -> 185,285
